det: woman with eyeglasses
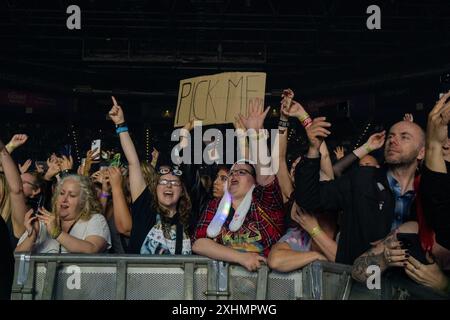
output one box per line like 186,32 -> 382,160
108,97 -> 192,255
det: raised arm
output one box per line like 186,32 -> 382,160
0,138 -> 27,238
5,134 -> 28,154
425,91 -> 450,173
332,131 -> 385,177
108,96 -> 146,202
275,89 -> 294,200
107,167 -> 131,236
239,102 -> 274,186
319,141 -> 334,180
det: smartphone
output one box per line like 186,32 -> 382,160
397,233 -> 430,265
91,139 -> 101,161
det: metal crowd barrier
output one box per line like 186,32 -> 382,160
11,254 -> 449,300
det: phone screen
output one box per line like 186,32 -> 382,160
91,139 -> 101,160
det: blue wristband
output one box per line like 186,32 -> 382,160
116,126 -> 128,135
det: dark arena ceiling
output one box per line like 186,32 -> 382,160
1,0 -> 450,96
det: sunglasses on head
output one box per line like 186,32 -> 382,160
158,166 -> 183,176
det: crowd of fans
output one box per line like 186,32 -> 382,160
1,88 -> 449,299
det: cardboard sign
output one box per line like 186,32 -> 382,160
174,72 -> 266,127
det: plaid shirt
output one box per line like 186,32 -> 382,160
192,177 -> 285,257
387,171 -> 416,230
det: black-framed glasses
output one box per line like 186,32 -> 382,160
158,179 -> 182,187
228,169 -> 252,178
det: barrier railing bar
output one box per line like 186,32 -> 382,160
183,262 -> 195,300
11,256 -> 25,300
41,261 -> 58,300
115,260 -> 127,300
206,260 -> 218,300
336,272 -> 352,300
17,254 -> 210,264
256,265 -> 269,300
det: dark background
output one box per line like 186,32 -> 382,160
1,0 -> 449,166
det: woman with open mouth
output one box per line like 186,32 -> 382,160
15,174 -> 111,254
108,97 -> 192,255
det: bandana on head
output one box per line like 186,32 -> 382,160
206,160 -> 256,238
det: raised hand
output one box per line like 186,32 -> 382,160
305,117 -> 331,152
8,134 -> 29,149
108,96 -> 125,125
151,148 -> 159,167
182,118 -> 198,133
427,91 -> 450,147
107,167 -> 123,189
238,101 -> 270,131
91,170 -> 104,184
19,159 -> 33,174
59,155 -> 74,171
44,154 -> 61,180
403,113 -> 414,122
333,146 -> 345,160
281,100 -> 307,118
35,162 -> 45,174
367,131 -> 386,151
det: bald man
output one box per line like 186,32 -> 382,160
295,119 -> 425,264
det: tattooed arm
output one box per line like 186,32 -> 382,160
351,232 -> 407,283
351,243 -> 387,283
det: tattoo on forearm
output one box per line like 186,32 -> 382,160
352,248 -> 387,283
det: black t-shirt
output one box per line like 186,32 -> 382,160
0,217 -> 14,300
128,188 -> 186,254
128,188 -> 158,254
6,218 -> 18,249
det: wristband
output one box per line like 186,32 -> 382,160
299,116 -> 313,128
310,226 -> 323,238
5,142 -> 15,152
115,122 -> 127,128
278,120 -> 289,128
116,126 -> 129,135
364,143 -> 373,154
298,112 -> 310,122
100,192 -> 110,199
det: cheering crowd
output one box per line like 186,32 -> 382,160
1,89 -> 449,299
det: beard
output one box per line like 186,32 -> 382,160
384,149 -> 418,168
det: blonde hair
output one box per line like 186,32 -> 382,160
51,175 -> 102,221
0,173 -> 12,222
